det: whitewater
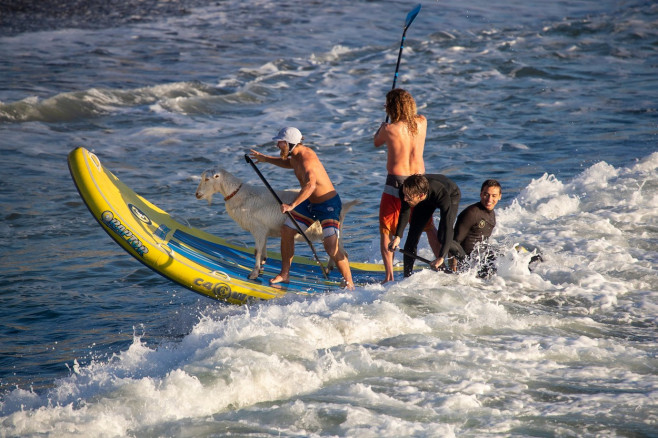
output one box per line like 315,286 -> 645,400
1,0 -> 656,436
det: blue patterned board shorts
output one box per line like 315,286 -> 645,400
284,194 -> 342,238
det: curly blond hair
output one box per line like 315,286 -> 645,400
385,88 -> 418,136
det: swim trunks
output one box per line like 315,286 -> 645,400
379,174 -> 407,234
284,194 -> 342,238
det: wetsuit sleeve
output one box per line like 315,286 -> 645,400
437,204 -> 454,260
433,186 -> 459,260
454,206 -> 476,245
395,187 -> 411,238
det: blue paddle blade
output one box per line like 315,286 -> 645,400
405,4 -> 421,29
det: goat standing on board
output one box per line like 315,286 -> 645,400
195,168 -> 355,280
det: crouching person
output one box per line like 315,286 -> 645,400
249,127 -> 354,290
388,174 -> 461,277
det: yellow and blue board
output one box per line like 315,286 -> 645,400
68,147 -> 385,304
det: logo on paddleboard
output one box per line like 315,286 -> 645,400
128,204 -> 151,225
101,210 -> 149,256
193,278 -> 246,302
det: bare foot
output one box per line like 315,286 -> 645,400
341,280 -> 355,291
270,274 -> 289,285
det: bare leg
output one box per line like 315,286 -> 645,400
271,225 -> 296,284
324,233 -> 354,290
380,232 -> 395,284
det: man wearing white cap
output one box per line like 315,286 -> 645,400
249,127 -> 354,290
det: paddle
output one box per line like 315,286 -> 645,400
397,248 -> 433,265
244,154 -> 329,280
386,3 -> 422,123
397,248 -> 456,273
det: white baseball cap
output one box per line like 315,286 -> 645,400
272,127 -> 303,145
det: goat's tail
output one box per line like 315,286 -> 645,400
340,199 -> 361,220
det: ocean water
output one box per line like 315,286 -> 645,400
1,0 -> 657,436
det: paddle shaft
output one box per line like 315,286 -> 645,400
385,4 -> 421,123
244,154 -> 329,279
397,248 -> 433,265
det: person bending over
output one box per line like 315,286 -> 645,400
388,174 -> 461,277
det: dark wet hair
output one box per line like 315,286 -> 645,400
481,179 -> 502,194
403,174 -> 429,198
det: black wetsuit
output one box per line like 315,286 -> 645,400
452,202 -> 496,256
395,174 -> 461,277
451,202 -> 541,278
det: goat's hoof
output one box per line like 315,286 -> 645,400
248,272 -> 259,280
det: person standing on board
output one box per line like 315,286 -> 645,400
388,174 -> 461,277
249,127 -> 354,290
374,88 -> 439,283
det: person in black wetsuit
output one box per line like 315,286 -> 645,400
453,180 -> 501,254
449,179 -> 501,274
450,179 -> 542,276
388,174 -> 461,277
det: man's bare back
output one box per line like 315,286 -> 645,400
373,88 -> 435,283
374,114 -> 427,175
289,145 -> 337,205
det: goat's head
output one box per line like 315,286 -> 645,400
195,168 -> 224,206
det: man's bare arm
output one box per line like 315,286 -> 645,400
374,122 -> 388,148
249,149 -> 293,168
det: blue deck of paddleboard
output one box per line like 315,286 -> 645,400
169,229 -> 379,293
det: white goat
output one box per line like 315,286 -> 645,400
195,167 -> 357,280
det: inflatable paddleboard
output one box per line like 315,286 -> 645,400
67,147 -> 386,304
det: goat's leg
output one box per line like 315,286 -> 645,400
260,240 -> 267,272
249,233 -> 266,280
250,248 -> 261,280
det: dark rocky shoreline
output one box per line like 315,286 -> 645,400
0,0 -> 214,36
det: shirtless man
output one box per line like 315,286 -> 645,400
374,88 -> 439,283
249,127 -> 354,290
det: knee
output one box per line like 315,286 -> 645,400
323,235 -> 340,256
281,225 -> 297,239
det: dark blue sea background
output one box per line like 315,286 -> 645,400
1,0 -> 656,436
